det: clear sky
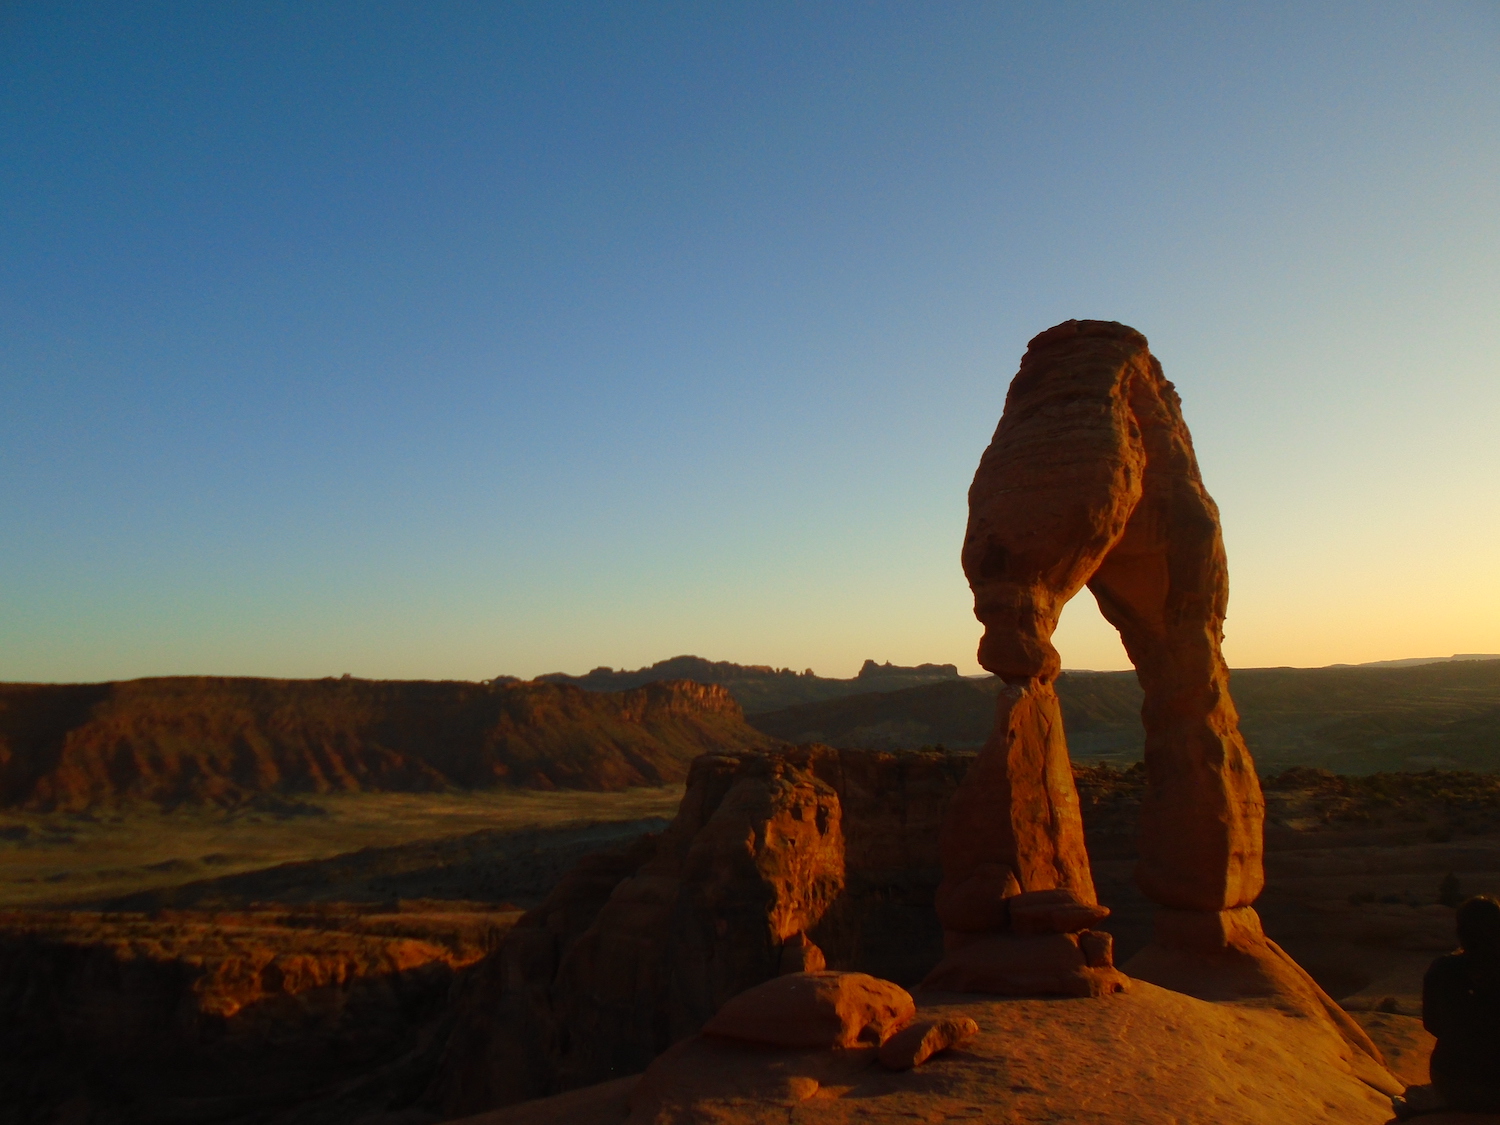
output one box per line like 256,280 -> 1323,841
3,2 -> 1497,684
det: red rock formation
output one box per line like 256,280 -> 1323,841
432,834 -> 667,1113
938,683 -> 1096,912
1007,887 -> 1111,935
428,744 -> 970,1116
921,930 -> 1128,997
931,320 -> 1268,996
876,1014 -> 979,1070
0,904 -> 509,1122
931,321 -> 1394,1083
545,750 -> 847,1085
777,931 -> 827,974
701,971 -> 915,1049
0,676 -> 774,809
954,319 -> 1264,917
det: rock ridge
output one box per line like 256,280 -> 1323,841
0,676 -> 773,810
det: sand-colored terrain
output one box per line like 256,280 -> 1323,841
0,786 -> 683,908
452,984 -> 1400,1124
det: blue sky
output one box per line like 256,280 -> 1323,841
3,2 -> 1497,682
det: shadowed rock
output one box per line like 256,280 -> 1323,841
701,971 -> 915,1049
0,676 -> 775,810
428,745 -> 968,1115
876,1014 -> 979,1070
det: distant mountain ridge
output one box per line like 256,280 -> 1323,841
535,655 -> 960,714
1339,653 -> 1500,669
746,659 -> 1500,776
9,654 -> 1496,810
0,676 -> 775,811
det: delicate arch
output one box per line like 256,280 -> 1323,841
939,319 -> 1263,922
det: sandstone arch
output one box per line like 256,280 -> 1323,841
941,318 -> 1264,922
930,320 -> 1390,1074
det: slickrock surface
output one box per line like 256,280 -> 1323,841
455,983 -> 1401,1125
1351,1011 -> 1433,1087
0,676 -> 773,810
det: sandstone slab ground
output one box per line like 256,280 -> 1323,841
455,982 -> 1415,1124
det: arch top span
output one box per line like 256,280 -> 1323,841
962,318 -> 1214,688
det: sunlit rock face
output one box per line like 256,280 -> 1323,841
936,321 -> 1388,1075
943,319 -> 1264,929
0,676 -> 776,810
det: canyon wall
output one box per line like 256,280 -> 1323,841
0,676 -> 774,810
0,904 -> 512,1123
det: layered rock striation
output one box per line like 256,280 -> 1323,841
0,904 -> 513,1122
934,319 -> 1386,1077
945,319 -> 1263,925
0,676 -> 774,810
537,657 -> 961,715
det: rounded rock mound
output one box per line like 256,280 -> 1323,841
700,971 -> 916,1050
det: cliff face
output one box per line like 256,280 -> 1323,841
429,744 -> 970,1115
0,904 -> 515,1123
0,677 -> 774,810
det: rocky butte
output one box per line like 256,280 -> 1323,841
443,321 -> 1439,1125
0,676 -> 774,809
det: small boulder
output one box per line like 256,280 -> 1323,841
877,1015 -> 980,1070
701,971 -> 916,1049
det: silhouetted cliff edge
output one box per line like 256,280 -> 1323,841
536,655 -> 960,713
